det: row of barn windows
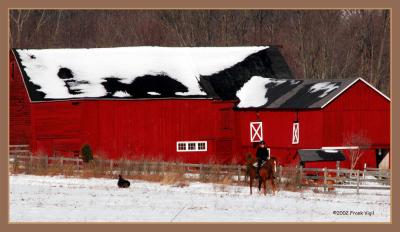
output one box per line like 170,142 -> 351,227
177,141 -> 207,152
176,122 -> 300,152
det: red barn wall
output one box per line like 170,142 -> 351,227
30,99 -> 237,163
9,52 -> 32,145
321,80 -> 390,169
234,110 -> 324,166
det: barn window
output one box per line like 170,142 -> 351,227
292,122 -> 300,144
250,122 -> 263,142
198,142 -> 206,151
177,142 -> 186,151
176,141 -> 207,152
188,143 -> 196,150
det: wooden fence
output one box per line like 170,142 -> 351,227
9,154 -> 390,194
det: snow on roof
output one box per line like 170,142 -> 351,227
309,82 -> 340,98
236,76 -> 302,108
236,76 -> 287,108
113,91 -> 130,98
147,92 -> 161,96
234,77 -> 379,109
15,46 -> 268,101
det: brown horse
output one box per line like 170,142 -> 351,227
247,158 -> 277,195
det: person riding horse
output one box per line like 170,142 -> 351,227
256,140 -> 269,178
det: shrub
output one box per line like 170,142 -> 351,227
80,144 -> 93,163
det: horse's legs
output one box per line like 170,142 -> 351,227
270,178 -> 276,195
258,179 -> 262,192
263,178 -> 267,195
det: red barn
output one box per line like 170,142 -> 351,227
9,46 -> 390,169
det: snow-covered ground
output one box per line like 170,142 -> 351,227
9,174 -> 390,222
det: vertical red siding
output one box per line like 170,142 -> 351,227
9,52 -> 32,145
30,99 -> 237,163
236,110 -> 324,166
322,80 -> 390,168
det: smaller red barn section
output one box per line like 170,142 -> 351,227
9,46 -> 390,169
234,77 -> 390,169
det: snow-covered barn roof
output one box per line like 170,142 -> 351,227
12,46 -> 294,102
235,77 -> 390,109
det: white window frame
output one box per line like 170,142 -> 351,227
292,122 -> 300,144
176,141 -> 208,152
250,122 -> 263,142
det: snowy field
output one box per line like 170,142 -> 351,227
9,174 -> 390,223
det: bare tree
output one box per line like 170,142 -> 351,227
9,10 -> 31,47
8,9 -> 390,95
343,132 -> 371,170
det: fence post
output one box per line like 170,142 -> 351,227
299,165 -> 303,189
60,157 -> 64,169
237,166 -> 241,182
323,168 -> 327,193
199,164 -> 203,181
110,160 -> 113,172
45,156 -> 48,169
363,163 -> 367,179
29,155 -> 33,173
356,169 -> 360,194
13,155 -> 18,172
279,165 -> 283,182
336,161 -> 340,177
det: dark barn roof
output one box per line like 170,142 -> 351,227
199,46 -> 294,99
298,149 -> 346,162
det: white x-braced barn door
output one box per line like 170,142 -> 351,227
292,122 -> 299,144
250,122 -> 263,142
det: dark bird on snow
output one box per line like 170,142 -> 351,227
118,175 -> 130,188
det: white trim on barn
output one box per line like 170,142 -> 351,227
321,78 -> 390,108
176,141 -> 207,152
250,122 -> 263,142
321,146 -> 360,150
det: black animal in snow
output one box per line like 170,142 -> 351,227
117,175 -> 130,188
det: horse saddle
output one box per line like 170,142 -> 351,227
252,161 -> 266,167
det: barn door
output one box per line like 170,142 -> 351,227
250,122 -> 263,142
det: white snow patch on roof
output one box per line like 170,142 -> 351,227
309,82 -> 340,98
147,92 -> 160,96
16,46 -> 268,99
236,76 -> 286,108
323,149 -> 339,153
113,91 -> 130,97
